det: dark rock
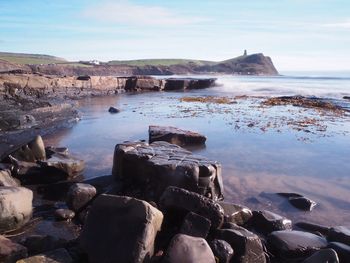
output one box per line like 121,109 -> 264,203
302,248 -> 339,263
267,230 -> 328,259
0,235 -> 27,263
209,239 -> 234,263
180,212 -> 211,238
295,221 -> 330,236
289,196 -> 317,211
108,106 -> 120,114
343,96 -> 350,100
0,169 -> 20,186
251,210 -> 292,234
77,75 -> 91,81
45,146 -> 69,157
17,248 -> 73,263
163,78 -> 216,91
162,234 -> 215,263
54,209 -> 75,221
80,194 -> 163,263
20,235 -> 67,256
39,153 -> 85,178
219,201 -> 253,226
215,225 -> 266,263
149,125 -> 206,146
328,226 -> 350,246
112,141 -> 223,201
66,183 -> 96,212
328,242 -> 350,263
160,186 -> 224,229
0,186 -> 33,233
277,192 -> 303,198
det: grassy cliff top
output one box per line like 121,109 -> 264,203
107,59 -> 216,67
0,52 -> 66,65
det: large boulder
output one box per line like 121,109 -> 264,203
215,224 -> 266,263
0,186 -> 33,233
0,235 -> 27,262
219,201 -> 253,226
160,186 -> 224,229
267,230 -> 328,260
66,183 -> 96,212
112,141 -> 223,201
0,169 -> 20,187
162,234 -> 215,263
328,242 -> 350,262
80,194 -> 163,263
149,125 -> 206,146
251,210 -> 292,234
328,226 -> 350,246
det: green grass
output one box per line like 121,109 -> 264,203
0,52 -> 66,65
107,59 -> 216,67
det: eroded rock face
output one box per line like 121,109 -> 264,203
215,225 -> 266,263
149,125 -> 206,146
66,183 -> 96,212
251,210 -> 292,234
160,186 -> 224,229
0,186 -> 33,233
16,248 -> 73,263
302,249 -> 339,263
267,230 -> 328,260
112,141 -> 223,201
162,234 -> 215,263
209,239 -> 234,263
219,201 -> 253,226
0,235 -> 27,263
80,194 -> 163,263
328,226 -> 350,246
0,169 -> 20,187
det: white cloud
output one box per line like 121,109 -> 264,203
82,1 -> 207,26
323,19 -> 350,29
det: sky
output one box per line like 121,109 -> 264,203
0,0 -> 349,71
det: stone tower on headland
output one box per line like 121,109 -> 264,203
243,50 -> 247,56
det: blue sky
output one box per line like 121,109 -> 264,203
0,0 -> 349,71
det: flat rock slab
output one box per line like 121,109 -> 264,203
0,186 -> 33,233
215,225 -> 266,263
0,235 -> 27,263
149,125 -> 206,146
16,248 -> 73,263
163,78 -> 216,91
112,141 -> 223,201
268,230 -> 328,259
80,194 -> 163,263
163,234 -> 215,263
252,210 -> 292,234
160,186 -> 224,229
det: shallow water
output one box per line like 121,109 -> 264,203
44,73 -> 350,226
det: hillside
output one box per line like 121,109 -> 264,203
108,59 -> 215,67
0,52 -> 66,65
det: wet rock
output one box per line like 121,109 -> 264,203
39,153 -> 85,178
10,135 -> 46,162
277,192 -> 303,198
162,234 -> 215,263
17,248 -> 73,263
302,248 -> 339,263
66,183 -> 96,212
0,169 -> 20,186
160,186 -> 224,229
295,221 -> 330,236
112,141 -> 223,201
163,78 -> 216,91
80,194 -> 163,263
209,239 -> 234,263
289,196 -> 317,211
0,235 -> 27,262
328,226 -> 350,246
45,146 -> 69,157
20,235 -> 67,256
54,209 -> 75,221
8,156 -> 41,177
0,186 -> 33,233
108,106 -> 120,114
215,225 -> 266,263
149,125 -> 206,146
343,96 -> 350,100
267,230 -> 328,259
219,201 -> 253,225
328,242 -> 350,263
251,210 -> 292,234
180,212 -> 211,238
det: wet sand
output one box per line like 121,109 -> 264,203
44,83 -> 350,226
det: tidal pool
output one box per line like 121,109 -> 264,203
44,75 -> 350,226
